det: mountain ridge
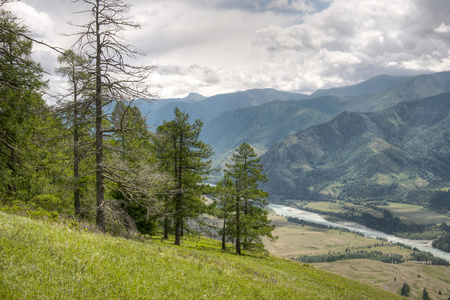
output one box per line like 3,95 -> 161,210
260,92 -> 450,202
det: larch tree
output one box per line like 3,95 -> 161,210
154,108 -> 213,245
70,0 -> 155,231
225,143 -> 276,254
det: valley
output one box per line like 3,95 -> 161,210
263,212 -> 450,299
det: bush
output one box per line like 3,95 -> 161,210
0,200 -> 59,221
30,194 -> 63,212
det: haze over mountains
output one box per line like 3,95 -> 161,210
144,71 -> 450,202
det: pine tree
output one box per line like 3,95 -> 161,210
154,108 -> 213,245
400,283 -> 410,297
422,287 -> 430,300
214,175 -> 235,250
225,143 -> 276,254
0,8 -> 52,200
55,50 -> 93,216
108,102 -> 166,235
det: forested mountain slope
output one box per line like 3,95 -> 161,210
201,97 -> 342,171
261,92 -> 450,202
199,71 -> 450,176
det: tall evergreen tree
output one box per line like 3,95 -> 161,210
214,175 -> 235,250
55,50 -> 93,216
154,108 -> 213,245
225,143 -> 276,254
108,102 -> 166,235
0,8 -> 51,201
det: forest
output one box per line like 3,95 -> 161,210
0,0 -> 274,254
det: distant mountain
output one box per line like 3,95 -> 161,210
201,71 -> 450,174
201,96 -> 342,172
345,71 -> 450,112
144,89 -> 306,128
310,74 -> 411,98
260,92 -> 450,202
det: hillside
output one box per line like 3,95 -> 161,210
0,212 -> 402,300
261,92 -> 450,202
201,97 -> 341,172
345,71 -> 450,112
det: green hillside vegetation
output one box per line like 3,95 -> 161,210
0,212 -> 403,300
201,98 -> 338,175
379,203 -> 450,225
261,92 -> 450,204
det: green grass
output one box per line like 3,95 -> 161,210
0,212 -> 403,300
380,202 -> 450,225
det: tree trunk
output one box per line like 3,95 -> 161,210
174,216 -> 181,245
221,218 -> 226,251
74,127 -> 81,216
73,70 -> 81,217
163,216 -> 169,239
236,194 -> 241,255
94,1 -> 105,232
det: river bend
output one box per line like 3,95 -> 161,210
269,203 -> 450,262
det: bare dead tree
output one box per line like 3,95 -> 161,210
69,0 -> 156,231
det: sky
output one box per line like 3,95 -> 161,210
4,0 -> 450,100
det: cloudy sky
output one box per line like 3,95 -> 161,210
4,0 -> 450,99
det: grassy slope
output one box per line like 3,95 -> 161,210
379,202 -> 450,225
0,212 -> 402,300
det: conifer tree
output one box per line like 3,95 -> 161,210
422,288 -> 430,300
154,108 -> 213,245
400,283 -> 410,297
55,50 -> 93,216
225,143 -> 276,254
0,8 -> 51,200
214,175 -> 235,250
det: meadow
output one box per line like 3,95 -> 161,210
379,202 -> 450,225
0,211 -> 402,300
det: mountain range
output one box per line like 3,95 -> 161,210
260,92 -> 450,202
143,71 -> 450,202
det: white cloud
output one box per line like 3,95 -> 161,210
434,22 -> 450,34
5,0 -> 450,99
4,1 -> 54,39
247,0 -> 450,92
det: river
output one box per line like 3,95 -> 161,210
269,203 -> 450,262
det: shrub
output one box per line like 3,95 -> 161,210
30,194 -> 63,212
